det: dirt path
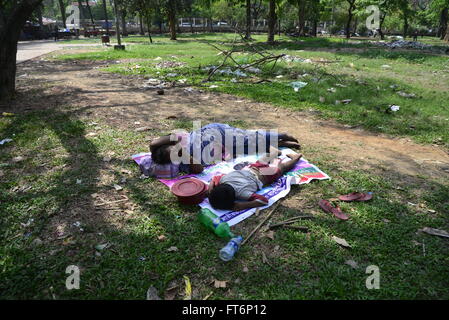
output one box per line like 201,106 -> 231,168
16,40 -> 101,63
10,56 -> 449,181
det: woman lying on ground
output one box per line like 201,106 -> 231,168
142,123 -> 300,178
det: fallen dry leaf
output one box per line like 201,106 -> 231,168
214,280 -> 227,288
421,227 -> 449,239
332,236 -> 351,248
242,266 -> 249,273
345,260 -> 358,269
167,246 -> 178,252
183,276 -> 192,300
103,156 -> 112,162
265,230 -> 275,240
164,286 -> 178,300
146,286 -> 161,300
12,156 -> 24,163
157,235 -> 167,241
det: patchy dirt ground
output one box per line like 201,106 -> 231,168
8,55 -> 449,180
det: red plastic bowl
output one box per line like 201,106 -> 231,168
171,178 -> 207,205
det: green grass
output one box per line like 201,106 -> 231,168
57,34 -> 449,148
2,33 -> 448,299
1,109 -> 448,299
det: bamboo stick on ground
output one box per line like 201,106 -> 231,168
241,202 -> 281,246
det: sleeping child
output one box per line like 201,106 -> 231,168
207,151 -> 302,211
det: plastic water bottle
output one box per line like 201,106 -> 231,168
219,236 -> 243,261
198,208 -> 234,238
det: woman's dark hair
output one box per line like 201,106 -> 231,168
208,184 -> 236,210
152,145 -> 171,164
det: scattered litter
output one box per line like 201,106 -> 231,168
214,280 -> 227,288
243,266 -> 249,273
335,83 -> 347,88
319,96 -> 325,103
177,78 -> 187,84
389,105 -> 400,112
184,87 -> 194,93
139,256 -> 146,261
373,40 -> 431,50
282,55 -> 312,63
246,66 -> 261,74
289,81 -> 308,92
341,99 -> 352,104
397,91 -> 416,98
167,246 -> 178,252
103,156 -> 112,162
21,218 -> 34,228
420,227 -> 449,239
154,56 -> 162,60
146,286 -> 162,300
135,126 -> 151,132
166,73 -> 178,77
12,156 -> 24,163
73,221 -> 83,232
276,75 -> 284,79
76,179 -> 82,184
183,276 -> 192,300
332,236 -> 351,248
327,87 -> 336,93
209,85 -> 219,88
146,78 -> 161,85
0,138 -> 13,145
155,61 -> 185,69
345,260 -> 358,269
113,184 -> 123,191
381,65 -> 391,69
95,243 -> 110,251
157,235 -> 166,241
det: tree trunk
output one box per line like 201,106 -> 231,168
403,15 -> 408,39
208,18 -> 213,32
58,0 -> 67,28
297,0 -> 305,36
102,0 -> 109,35
439,7 -> 448,40
0,0 -> 44,101
85,0 -> 96,30
146,16 -> 153,43
167,0 -> 177,40
121,8 -> 128,36
445,25 -> 449,42
345,1 -> 356,39
267,0 -> 276,44
379,13 -> 386,40
245,0 -> 251,39
139,14 -> 144,35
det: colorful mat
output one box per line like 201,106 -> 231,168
132,149 -> 330,226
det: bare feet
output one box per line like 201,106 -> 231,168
286,153 -> 303,160
279,141 -> 301,149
